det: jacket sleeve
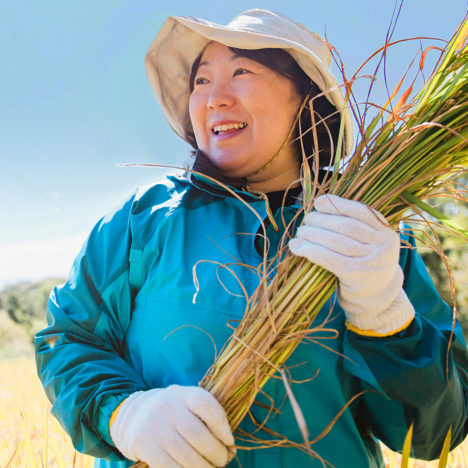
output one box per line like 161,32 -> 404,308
35,193 -> 148,460
342,229 -> 468,460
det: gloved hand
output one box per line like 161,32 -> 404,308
110,385 -> 236,468
289,194 -> 415,335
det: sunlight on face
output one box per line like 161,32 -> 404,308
189,42 -> 302,188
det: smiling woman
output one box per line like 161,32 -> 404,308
34,8 -> 468,468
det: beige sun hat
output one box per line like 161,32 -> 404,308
145,9 -> 353,155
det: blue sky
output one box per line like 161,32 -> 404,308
1,0 -> 466,285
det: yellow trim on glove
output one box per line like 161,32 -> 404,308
109,398 -> 127,431
345,317 -> 414,338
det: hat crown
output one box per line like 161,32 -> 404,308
226,9 -> 330,67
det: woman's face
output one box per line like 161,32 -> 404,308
189,42 -> 302,188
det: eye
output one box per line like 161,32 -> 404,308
194,76 -> 209,86
233,68 -> 250,77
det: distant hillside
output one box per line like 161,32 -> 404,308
0,278 -> 65,358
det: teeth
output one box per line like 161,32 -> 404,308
213,122 -> 247,134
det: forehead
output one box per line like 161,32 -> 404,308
198,42 -> 251,66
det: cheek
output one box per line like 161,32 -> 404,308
188,96 -> 204,135
252,98 -> 294,136
245,94 -> 274,130
245,84 -> 298,132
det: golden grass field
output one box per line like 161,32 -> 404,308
0,357 -> 94,468
0,357 -> 466,467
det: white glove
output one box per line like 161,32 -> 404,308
110,385 -> 236,468
289,194 -> 415,335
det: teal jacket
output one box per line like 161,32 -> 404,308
35,172 -> 468,468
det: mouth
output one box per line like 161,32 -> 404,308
211,122 -> 247,135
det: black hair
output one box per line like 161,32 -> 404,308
189,46 -> 341,167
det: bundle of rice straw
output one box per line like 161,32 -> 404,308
133,15 -> 467,467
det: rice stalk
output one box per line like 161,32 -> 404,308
438,426 -> 452,468
401,423 -> 414,468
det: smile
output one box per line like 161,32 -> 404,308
212,122 -> 247,135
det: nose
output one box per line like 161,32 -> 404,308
207,79 -> 235,109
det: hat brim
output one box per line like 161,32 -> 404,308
145,14 -> 353,155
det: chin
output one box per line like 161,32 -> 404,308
209,153 -> 252,177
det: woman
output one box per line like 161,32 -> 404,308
35,9 -> 468,468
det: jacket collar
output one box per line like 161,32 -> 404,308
189,150 -> 260,201
188,150 -> 308,209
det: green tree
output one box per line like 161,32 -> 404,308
0,278 -> 65,345
416,181 -> 468,335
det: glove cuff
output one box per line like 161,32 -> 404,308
109,389 -> 161,460
345,289 -> 416,337
109,398 -> 127,432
